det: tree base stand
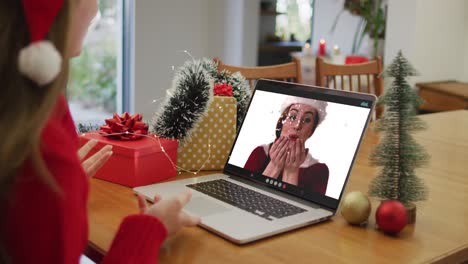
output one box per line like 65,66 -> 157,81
406,203 -> 416,224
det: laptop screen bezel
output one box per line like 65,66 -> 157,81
223,79 -> 376,211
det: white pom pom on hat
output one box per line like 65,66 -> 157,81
18,0 -> 64,86
279,96 -> 328,126
19,41 -> 62,86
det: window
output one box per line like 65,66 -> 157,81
275,0 -> 313,42
69,0 -> 133,128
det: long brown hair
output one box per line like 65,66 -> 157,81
0,1 -> 73,262
0,0 -> 72,203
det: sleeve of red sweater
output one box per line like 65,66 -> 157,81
302,163 -> 329,195
101,214 -> 168,264
55,95 -> 169,264
244,146 -> 267,173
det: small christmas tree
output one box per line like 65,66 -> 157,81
368,51 -> 429,206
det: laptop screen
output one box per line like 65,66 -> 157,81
224,80 -> 376,210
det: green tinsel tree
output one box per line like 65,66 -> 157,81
368,50 -> 429,206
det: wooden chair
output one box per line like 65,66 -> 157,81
316,56 -> 384,117
215,57 -> 302,90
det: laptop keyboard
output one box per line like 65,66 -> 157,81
186,179 -> 307,221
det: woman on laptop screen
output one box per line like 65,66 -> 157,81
244,96 -> 329,195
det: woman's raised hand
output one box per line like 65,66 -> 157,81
263,136 -> 289,178
269,136 -> 288,169
284,139 -> 308,171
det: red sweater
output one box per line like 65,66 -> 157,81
3,95 -> 167,263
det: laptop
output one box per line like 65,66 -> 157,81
134,79 -> 376,244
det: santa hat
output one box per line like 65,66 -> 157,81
279,96 -> 328,126
18,0 -> 64,86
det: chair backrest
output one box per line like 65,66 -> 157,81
316,56 -> 384,117
215,57 -> 302,90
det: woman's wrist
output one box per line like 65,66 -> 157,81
282,168 -> 299,185
263,163 -> 281,178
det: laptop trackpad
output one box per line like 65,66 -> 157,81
184,196 -> 232,217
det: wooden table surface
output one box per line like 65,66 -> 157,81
87,110 -> 468,263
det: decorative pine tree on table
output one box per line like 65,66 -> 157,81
368,51 -> 430,223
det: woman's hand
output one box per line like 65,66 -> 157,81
285,139 -> 308,169
283,139 -> 308,184
263,136 -> 289,178
78,140 -> 113,177
137,191 -> 200,236
269,136 -> 289,168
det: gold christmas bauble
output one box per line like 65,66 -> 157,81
341,191 -> 371,225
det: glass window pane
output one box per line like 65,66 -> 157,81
69,0 -> 120,128
276,0 -> 312,42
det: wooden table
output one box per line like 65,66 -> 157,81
87,110 -> 468,263
417,81 -> 468,112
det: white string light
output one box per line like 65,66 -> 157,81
96,49 -> 229,176
178,49 -> 196,62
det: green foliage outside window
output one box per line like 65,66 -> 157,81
68,0 -> 118,113
275,0 -> 312,42
68,41 -> 117,112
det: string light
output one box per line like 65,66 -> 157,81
105,49 -> 231,175
178,49 -> 195,62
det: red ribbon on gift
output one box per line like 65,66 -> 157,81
214,82 -> 233,96
99,112 -> 149,140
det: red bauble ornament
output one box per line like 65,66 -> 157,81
375,200 -> 408,235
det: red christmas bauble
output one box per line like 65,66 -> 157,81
375,200 -> 408,235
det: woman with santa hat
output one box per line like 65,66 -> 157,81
0,0 -> 199,263
244,96 -> 329,195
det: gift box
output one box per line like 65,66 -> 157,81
80,132 -> 178,187
177,96 -> 237,170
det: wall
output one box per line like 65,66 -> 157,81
134,0 -> 211,119
242,0 -> 260,66
383,0 -> 418,67
463,2 -> 468,82
221,0 -> 244,65
133,0 -> 259,119
385,0 -> 467,84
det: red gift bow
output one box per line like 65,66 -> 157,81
213,82 -> 233,96
99,112 -> 149,140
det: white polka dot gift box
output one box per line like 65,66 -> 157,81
177,96 -> 237,171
